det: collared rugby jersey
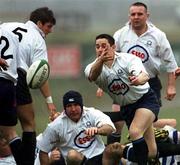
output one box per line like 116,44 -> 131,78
37,106 -> 116,161
0,27 -> 19,84
85,53 -> 150,106
114,22 -> 178,78
1,21 -> 48,72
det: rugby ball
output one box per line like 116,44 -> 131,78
26,59 -> 50,89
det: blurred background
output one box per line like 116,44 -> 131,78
1,0 -> 180,142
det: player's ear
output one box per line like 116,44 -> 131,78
112,44 -> 116,50
147,12 -> 150,18
37,21 -> 43,28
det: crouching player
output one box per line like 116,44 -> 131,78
37,90 -> 116,165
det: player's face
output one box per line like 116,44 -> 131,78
129,5 -> 148,30
38,22 -> 54,36
95,38 -> 114,58
65,103 -> 82,122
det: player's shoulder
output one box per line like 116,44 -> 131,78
83,106 -> 105,117
83,106 -> 96,113
0,26 -> 19,44
116,52 -> 137,59
48,114 -> 64,128
114,25 -> 128,37
1,22 -> 26,29
148,22 -> 166,36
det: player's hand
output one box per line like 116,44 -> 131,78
129,75 -> 139,85
49,111 -> 61,122
0,58 -> 8,71
96,88 -> 104,97
85,127 -> 98,136
165,86 -> 176,101
175,67 -> 180,79
47,102 -> 56,113
98,46 -> 114,63
49,148 -> 61,162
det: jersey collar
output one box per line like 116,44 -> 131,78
25,21 -> 45,38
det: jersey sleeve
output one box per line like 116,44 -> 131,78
90,108 -> 116,130
84,60 -> 96,80
158,33 -> 178,72
31,36 -> 48,63
127,55 -> 148,76
113,30 -> 121,52
37,126 -> 59,153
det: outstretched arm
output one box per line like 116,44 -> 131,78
85,124 -> 115,137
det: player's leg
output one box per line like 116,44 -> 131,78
0,126 -> 22,165
16,69 -> 36,165
129,108 -> 157,165
153,118 -> 177,128
96,88 -> 123,144
148,76 -> 162,107
0,78 -> 22,165
107,104 -> 124,144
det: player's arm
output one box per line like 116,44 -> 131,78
129,71 -> 149,86
175,67 -> 180,79
85,124 -> 115,137
0,58 -> 8,71
97,124 -> 116,136
40,80 -> 56,113
88,58 -> 104,82
158,34 -> 177,100
39,150 -> 50,165
165,72 -> 176,101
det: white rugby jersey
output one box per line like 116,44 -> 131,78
37,106 -> 115,161
114,22 -> 178,78
0,27 -> 19,84
0,155 -> 16,165
85,53 -> 150,106
1,21 -> 48,72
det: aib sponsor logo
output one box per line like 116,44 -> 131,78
127,45 -> 149,63
74,130 -> 95,148
108,79 -> 129,95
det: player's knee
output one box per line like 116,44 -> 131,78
129,127 -> 142,140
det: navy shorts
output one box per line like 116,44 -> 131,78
16,69 -> 32,105
0,78 -> 17,126
120,88 -> 160,128
83,153 -> 103,165
148,76 -> 162,106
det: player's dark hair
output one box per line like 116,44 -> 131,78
130,2 -> 147,11
30,7 -> 56,25
95,34 -> 115,46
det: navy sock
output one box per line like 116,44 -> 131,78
9,137 -> 22,165
107,133 -> 121,144
132,137 -> 148,165
21,131 -> 36,165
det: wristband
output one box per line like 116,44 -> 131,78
46,96 -> 53,104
